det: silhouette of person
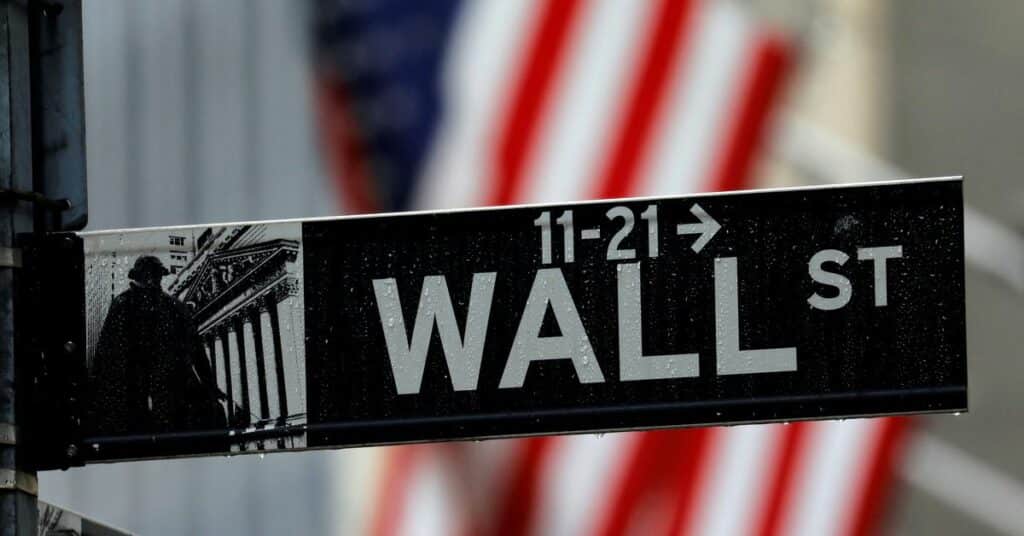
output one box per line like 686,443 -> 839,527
91,256 -> 227,436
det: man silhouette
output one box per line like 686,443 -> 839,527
91,256 -> 226,436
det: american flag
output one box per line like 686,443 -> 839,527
311,0 -> 911,534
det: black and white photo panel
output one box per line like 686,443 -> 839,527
83,223 -> 307,454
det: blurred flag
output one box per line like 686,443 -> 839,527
311,0 -> 910,535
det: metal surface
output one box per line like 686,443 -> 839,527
1,0 -> 39,533
28,0 -> 86,231
23,178 -> 967,468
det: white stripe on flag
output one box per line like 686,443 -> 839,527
780,420 -> 882,536
413,0 -> 536,209
336,447 -> 385,535
639,0 -> 751,196
522,0 -> 653,204
398,452 -> 462,536
689,425 -> 783,536
533,434 -> 634,536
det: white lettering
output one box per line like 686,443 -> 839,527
808,249 -> 852,311
500,268 -> 605,388
857,246 -> 903,307
617,262 -> 698,381
372,273 -> 496,395
715,257 -> 797,375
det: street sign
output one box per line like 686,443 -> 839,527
19,177 -> 966,468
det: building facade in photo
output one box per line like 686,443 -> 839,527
169,223 -> 307,451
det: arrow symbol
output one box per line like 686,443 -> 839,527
676,203 -> 721,253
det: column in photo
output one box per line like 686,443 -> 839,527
226,323 -> 245,424
216,328 -> 234,424
265,293 -> 289,422
232,315 -> 252,425
241,308 -> 265,422
275,282 -> 307,421
251,306 -> 277,421
205,335 -> 226,411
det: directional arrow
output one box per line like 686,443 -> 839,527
676,203 -> 721,253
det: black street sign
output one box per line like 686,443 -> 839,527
18,177 -> 966,469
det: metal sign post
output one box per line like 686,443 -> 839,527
2,1 -> 86,534
1,1 -> 38,534
19,177 -> 967,469
28,0 -> 87,232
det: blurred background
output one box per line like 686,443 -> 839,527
37,0 -> 1024,534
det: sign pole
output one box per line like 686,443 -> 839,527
0,0 -> 38,534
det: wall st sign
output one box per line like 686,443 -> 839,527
17,178 -> 966,468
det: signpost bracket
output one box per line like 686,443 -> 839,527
0,471 -> 36,497
0,248 -> 19,269
0,424 -> 16,446
0,187 -> 72,212
15,233 -> 86,470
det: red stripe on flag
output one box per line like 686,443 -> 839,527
845,418 -> 914,536
313,77 -> 377,214
595,430 -> 697,536
660,428 -> 716,536
709,32 -> 792,193
439,443 -> 486,536
492,0 -> 584,206
371,446 -> 420,536
493,438 -> 558,536
594,432 -> 663,536
754,423 -> 812,536
593,0 -> 696,200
